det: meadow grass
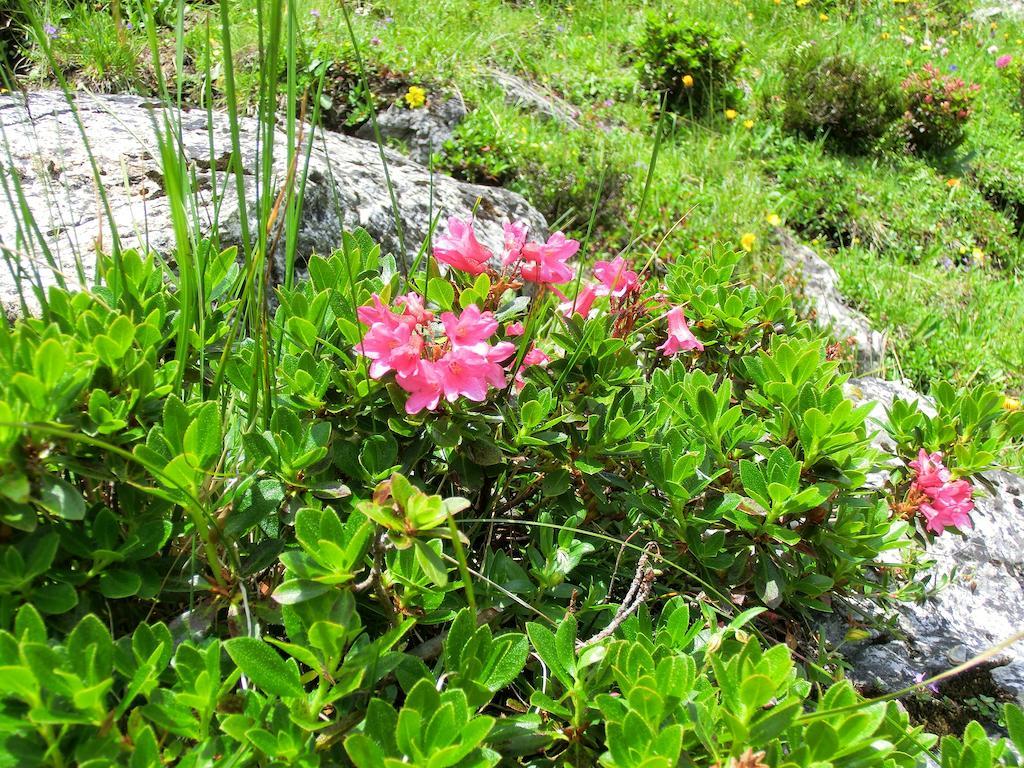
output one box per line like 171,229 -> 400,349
12,0 -> 1024,395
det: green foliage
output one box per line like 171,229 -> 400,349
781,45 -> 903,153
636,13 -> 744,117
437,106 -> 634,235
833,248 -> 1024,394
0,225 -> 1014,762
772,149 -> 1022,269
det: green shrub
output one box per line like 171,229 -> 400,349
771,150 -> 1021,269
781,45 -> 903,153
636,14 -> 744,117
437,108 -> 633,237
2,223 -> 1018,762
901,64 -> 979,156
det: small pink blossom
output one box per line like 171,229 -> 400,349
357,294 -> 394,327
442,304 -> 498,350
502,221 -> 529,265
506,322 -> 525,337
520,232 -> 578,285
437,345 -> 512,403
434,217 -> 493,275
592,257 -> 640,298
395,292 -> 434,324
909,450 -> 950,490
996,54 -> 1013,69
909,449 -> 974,534
513,345 -> 551,390
356,295 -> 516,414
396,361 -> 443,414
559,282 -> 599,319
357,317 -> 422,379
657,307 -> 703,356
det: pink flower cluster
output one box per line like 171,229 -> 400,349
357,296 -> 516,414
433,216 -> 579,286
909,449 -> 974,534
558,256 -> 641,319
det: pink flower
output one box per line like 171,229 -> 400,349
502,221 -> 529,265
593,257 -> 639,298
909,449 -> 974,534
520,232 -> 578,285
357,294 -> 394,327
657,307 -> 703,355
356,295 -> 517,414
357,316 -> 422,379
437,345 -> 512,403
919,478 -> 974,534
996,54 -> 1013,69
559,282 -> 599,319
506,322 -> 525,337
909,450 -> 951,490
396,360 -> 443,414
512,345 -> 551,390
433,217 -> 493,275
395,292 -> 434,324
442,304 -> 499,350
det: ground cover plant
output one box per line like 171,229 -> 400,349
4,0 -> 1024,764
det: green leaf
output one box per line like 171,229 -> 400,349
225,637 -> 305,698
183,402 -> 222,468
273,579 -> 333,605
225,479 -> 285,537
413,539 -> 449,588
34,339 -> 67,388
37,476 -> 86,521
527,623 -> 572,689
99,569 -> 143,599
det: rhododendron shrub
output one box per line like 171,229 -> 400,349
2,225 -> 1023,765
901,63 -> 979,154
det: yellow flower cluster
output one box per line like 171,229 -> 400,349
404,85 -> 427,109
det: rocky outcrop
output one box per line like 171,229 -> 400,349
974,3 -> 1024,21
355,96 -> 466,166
0,90 -> 547,313
776,229 -> 886,372
490,70 -> 581,128
833,376 -> 1024,706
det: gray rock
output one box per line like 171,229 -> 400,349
489,70 -> 581,128
776,229 -> 886,372
355,96 -> 466,166
0,90 -> 546,314
833,377 -> 1024,704
974,3 -> 1024,21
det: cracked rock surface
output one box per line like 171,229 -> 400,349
830,377 -> 1024,705
777,228 -> 886,372
0,90 -> 546,314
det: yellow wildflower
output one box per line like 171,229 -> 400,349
743,119 -> 754,129
682,74 -> 694,88
820,12 -> 829,21
725,108 -> 738,120
404,85 -> 427,109
946,178 -> 960,188
740,233 -> 757,252
1004,396 -> 1021,412
972,247 -> 986,265
766,213 -> 781,226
